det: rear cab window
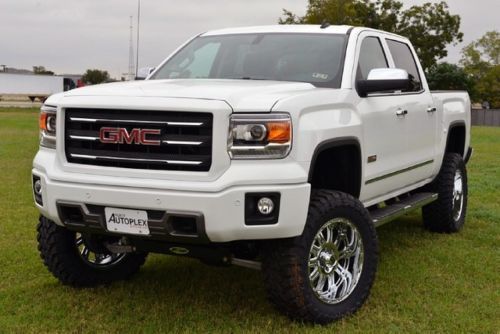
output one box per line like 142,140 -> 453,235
386,39 -> 423,92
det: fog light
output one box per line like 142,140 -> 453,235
33,175 -> 43,205
34,179 -> 42,196
257,197 -> 274,215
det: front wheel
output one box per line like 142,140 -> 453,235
262,190 -> 378,324
37,216 -> 147,287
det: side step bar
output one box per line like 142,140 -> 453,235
370,192 -> 438,227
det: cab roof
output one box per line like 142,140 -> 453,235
201,25 -> 353,36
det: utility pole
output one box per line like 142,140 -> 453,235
135,0 -> 141,78
128,16 -> 135,81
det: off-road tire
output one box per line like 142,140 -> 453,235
261,190 -> 378,324
422,153 -> 468,233
37,216 -> 147,287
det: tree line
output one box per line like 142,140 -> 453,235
280,0 -> 499,108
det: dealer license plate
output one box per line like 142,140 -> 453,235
104,207 -> 150,236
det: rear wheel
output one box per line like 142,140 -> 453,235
262,190 -> 378,324
37,216 -> 147,286
422,153 -> 468,233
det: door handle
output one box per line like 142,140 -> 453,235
427,107 -> 437,113
396,109 -> 408,116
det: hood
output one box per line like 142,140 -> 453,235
63,79 -> 316,112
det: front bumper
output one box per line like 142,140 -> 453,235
33,152 -> 311,243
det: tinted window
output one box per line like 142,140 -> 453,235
386,39 -> 422,91
152,34 -> 347,88
357,37 -> 388,80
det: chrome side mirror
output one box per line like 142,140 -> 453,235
357,68 -> 411,97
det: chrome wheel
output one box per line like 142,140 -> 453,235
452,169 -> 464,221
75,233 -> 125,268
308,218 -> 364,304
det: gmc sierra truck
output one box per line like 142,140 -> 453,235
33,25 -> 472,324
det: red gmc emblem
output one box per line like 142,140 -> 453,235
99,127 -> 161,146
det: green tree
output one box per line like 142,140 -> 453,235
279,0 -> 463,70
474,65 -> 500,108
476,31 -> 500,65
460,31 -> 500,107
81,69 -> 110,85
426,62 -> 474,92
33,66 -> 54,75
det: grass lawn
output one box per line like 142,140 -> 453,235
0,107 -> 498,333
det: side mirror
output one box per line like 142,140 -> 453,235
356,68 -> 411,97
136,67 -> 155,80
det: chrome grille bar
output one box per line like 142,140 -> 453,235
163,140 -> 203,146
70,154 -> 203,165
69,135 -> 99,141
69,117 -> 203,127
69,135 -> 203,146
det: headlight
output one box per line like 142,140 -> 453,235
228,113 -> 292,159
39,105 -> 57,149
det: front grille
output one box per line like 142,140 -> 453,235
65,108 -> 213,171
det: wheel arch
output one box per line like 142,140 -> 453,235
308,137 -> 362,198
445,121 -> 467,157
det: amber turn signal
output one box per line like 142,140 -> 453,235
267,122 -> 291,143
39,112 -> 49,131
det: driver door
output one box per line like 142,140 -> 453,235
355,34 -> 410,201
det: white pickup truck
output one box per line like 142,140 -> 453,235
33,25 -> 472,324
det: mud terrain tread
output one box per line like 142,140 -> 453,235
37,216 -> 147,287
262,190 -> 378,324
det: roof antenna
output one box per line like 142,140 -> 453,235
320,20 -> 330,29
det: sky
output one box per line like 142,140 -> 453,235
0,0 -> 498,78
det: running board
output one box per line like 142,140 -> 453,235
370,192 -> 438,227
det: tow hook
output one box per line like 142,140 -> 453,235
105,239 -> 136,253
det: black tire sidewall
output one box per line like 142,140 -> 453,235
423,153 -> 468,232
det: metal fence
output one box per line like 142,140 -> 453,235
471,109 -> 500,127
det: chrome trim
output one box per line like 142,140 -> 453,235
69,136 -> 203,146
69,135 -> 99,141
70,154 -> 203,165
69,117 -> 203,127
167,121 -> 204,126
365,159 -> 434,185
163,140 -> 203,146
41,105 -> 58,113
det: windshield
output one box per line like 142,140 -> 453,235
151,33 -> 347,88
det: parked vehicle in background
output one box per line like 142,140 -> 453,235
33,25 -> 472,324
0,73 -> 75,102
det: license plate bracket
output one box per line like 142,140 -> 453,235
104,207 -> 150,236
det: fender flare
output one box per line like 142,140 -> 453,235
445,120 -> 467,157
308,136 -> 362,197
